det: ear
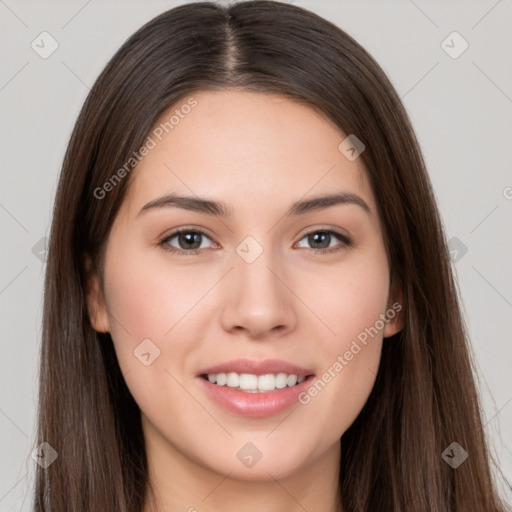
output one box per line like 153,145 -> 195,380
83,254 -> 110,333
383,273 -> 405,338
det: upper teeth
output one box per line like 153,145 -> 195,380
207,372 -> 306,392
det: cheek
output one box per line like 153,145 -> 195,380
296,249 -> 389,430
308,248 -> 390,345
101,244 -> 203,388
103,243 -> 207,342
101,250 -> 203,426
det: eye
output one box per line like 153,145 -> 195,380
159,228 -> 352,256
159,229 -> 216,255
295,229 -> 352,254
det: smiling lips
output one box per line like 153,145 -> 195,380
197,358 -> 316,417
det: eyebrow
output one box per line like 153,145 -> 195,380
137,192 -> 372,218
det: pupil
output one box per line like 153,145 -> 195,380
310,232 -> 329,249
180,232 -> 201,249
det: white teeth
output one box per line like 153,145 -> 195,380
286,374 -> 298,387
239,373 -> 258,390
257,374 -> 275,391
226,372 -> 239,388
205,372 -> 308,392
275,373 -> 287,389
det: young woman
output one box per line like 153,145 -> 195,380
34,1 -> 510,511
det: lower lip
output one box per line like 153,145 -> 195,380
197,375 -> 315,418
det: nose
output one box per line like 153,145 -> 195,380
220,247 -> 298,340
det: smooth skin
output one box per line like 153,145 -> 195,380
86,90 -> 404,512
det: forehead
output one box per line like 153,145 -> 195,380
123,89 -> 374,218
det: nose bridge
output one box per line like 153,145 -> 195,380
221,235 -> 296,337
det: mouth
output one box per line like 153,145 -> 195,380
199,372 -> 312,393
196,359 -> 316,417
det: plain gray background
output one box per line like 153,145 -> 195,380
1,0 -> 511,509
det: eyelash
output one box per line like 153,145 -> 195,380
158,227 -> 353,256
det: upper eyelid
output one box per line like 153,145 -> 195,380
161,226 -> 216,243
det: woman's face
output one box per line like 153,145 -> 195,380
86,90 -> 403,481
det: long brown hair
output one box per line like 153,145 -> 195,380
34,1 -> 509,510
